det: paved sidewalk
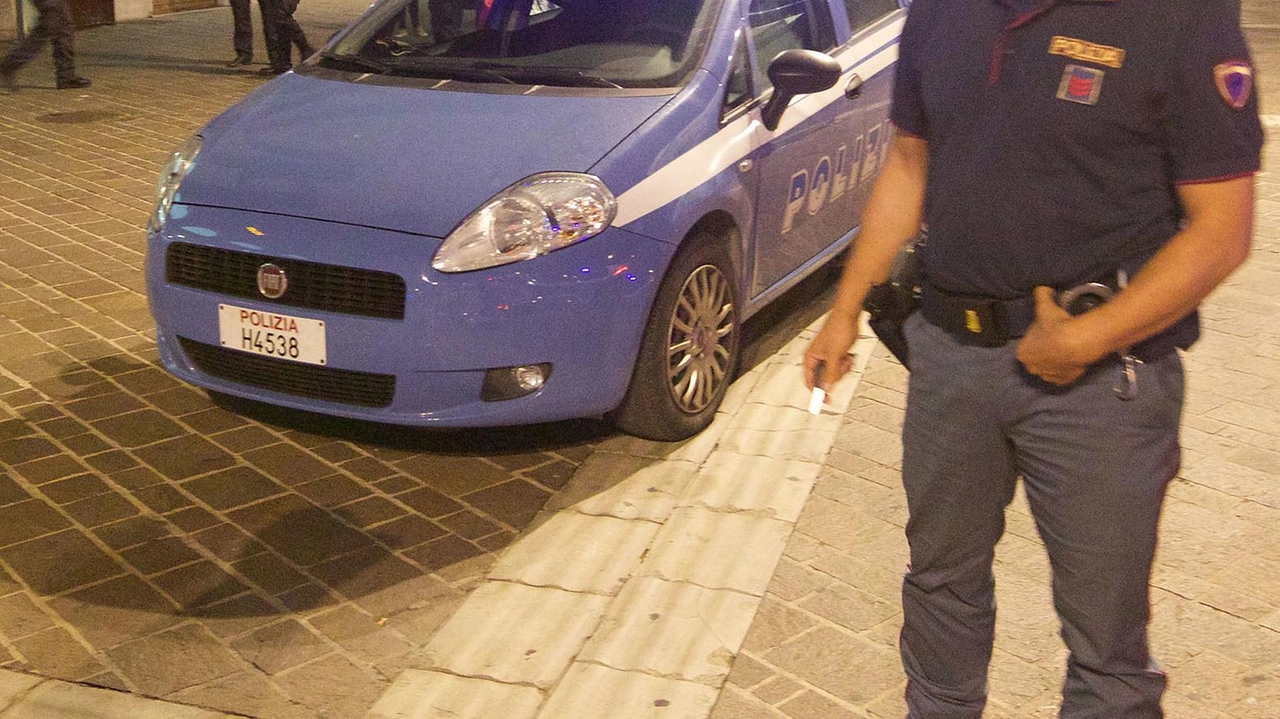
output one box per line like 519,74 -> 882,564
1,4 -> 884,711
366,322 -> 880,719
0,3 -> 1277,719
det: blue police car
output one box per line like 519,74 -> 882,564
145,0 -> 906,440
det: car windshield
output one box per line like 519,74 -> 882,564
322,0 -> 722,88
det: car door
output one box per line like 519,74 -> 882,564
746,0 -> 863,300
837,0 -> 906,205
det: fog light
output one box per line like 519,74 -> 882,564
481,363 -> 552,402
513,365 -> 545,391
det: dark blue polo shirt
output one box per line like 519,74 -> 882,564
891,0 -> 1264,304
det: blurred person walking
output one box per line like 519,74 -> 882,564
227,0 -> 254,66
259,0 -> 315,75
0,0 -> 90,92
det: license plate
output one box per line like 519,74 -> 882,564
218,304 -> 327,365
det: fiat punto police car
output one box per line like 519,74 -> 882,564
145,0 -> 906,440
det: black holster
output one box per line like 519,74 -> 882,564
863,240 -> 921,369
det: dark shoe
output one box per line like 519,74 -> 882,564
226,52 -> 253,67
0,67 -> 17,94
299,45 -> 318,59
56,76 -> 91,90
258,66 -> 290,76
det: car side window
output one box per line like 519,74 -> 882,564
748,0 -> 836,91
841,0 -> 899,34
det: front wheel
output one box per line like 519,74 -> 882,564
610,236 -> 740,441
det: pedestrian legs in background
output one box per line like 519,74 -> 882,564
0,0 -> 90,92
258,0 -> 314,75
280,0 -> 317,65
227,0 -> 254,66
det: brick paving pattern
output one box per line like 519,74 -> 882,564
0,4 -> 609,717
711,7 -> 1280,718
1,2 -> 1277,718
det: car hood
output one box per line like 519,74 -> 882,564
177,73 -> 671,238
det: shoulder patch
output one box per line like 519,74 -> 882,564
1214,61 -> 1253,110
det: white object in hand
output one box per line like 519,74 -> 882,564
808,360 -> 826,415
808,386 -> 826,415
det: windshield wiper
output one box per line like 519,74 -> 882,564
549,71 -> 624,90
442,64 -> 518,84
317,52 -> 391,75
473,63 -> 624,89
316,54 -> 622,88
356,59 -> 517,84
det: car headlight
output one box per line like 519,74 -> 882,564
432,172 -> 617,273
148,135 -> 203,234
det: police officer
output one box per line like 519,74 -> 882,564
258,0 -> 315,75
805,0 -> 1262,717
0,0 -> 91,92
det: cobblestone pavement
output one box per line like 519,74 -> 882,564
1,2 -> 1277,719
0,2 -> 846,717
710,6 -> 1280,718
0,4 -> 615,717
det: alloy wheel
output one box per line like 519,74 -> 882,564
665,263 -> 735,414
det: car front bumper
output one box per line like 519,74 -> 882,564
146,205 -> 669,426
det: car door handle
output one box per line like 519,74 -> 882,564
845,74 -> 864,99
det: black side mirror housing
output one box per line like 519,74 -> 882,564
761,49 -> 842,131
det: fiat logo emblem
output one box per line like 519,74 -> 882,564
257,263 -> 288,299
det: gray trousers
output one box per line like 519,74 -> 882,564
899,313 -> 1182,718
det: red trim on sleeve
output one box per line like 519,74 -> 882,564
1175,171 -> 1257,186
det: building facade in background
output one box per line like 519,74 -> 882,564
3,0 -> 215,40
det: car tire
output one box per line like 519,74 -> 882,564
610,233 -> 740,441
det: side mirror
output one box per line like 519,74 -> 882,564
760,49 -> 842,131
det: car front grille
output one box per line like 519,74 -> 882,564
166,242 -> 407,320
179,337 -> 396,408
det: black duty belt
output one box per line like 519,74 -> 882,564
918,278 -> 1186,362
919,283 -> 1040,347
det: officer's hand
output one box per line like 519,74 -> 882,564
804,314 -> 858,393
1016,286 -> 1087,386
